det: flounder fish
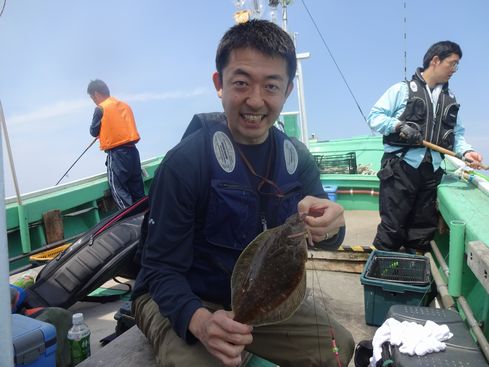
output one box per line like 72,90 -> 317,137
231,213 -> 308,326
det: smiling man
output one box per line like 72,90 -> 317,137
132,19 -> 354,367
367,41 -> 483,253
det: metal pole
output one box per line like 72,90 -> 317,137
458,296 -> 489,363
448,220 -> 465,297
429,242 -> 489,363
430,239 -> 449,278
296,54 -> 310,146
0,101 -> 31,253
277,1 -> 310,145
281,0 -> 288,32
425,252 -> 455,309
0,101 -> 15,367
0,101 -> 22,204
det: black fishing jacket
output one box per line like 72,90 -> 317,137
134,112 -> 325,342
384,68 -> 459,150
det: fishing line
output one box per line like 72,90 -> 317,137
309,253 -> 343,366
299,0 -> 367,123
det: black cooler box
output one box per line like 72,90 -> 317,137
387,305 -> 488,366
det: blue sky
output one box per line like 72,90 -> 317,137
1,0 -> 488,197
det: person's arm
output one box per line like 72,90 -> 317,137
89,106 -> 103,137
140,148 -> 203,342
453,115 -> 483,167
139,133 -> 252,365
367,82 -> 409,135
293,139 -> 344,242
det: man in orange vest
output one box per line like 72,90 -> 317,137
87,79 -> 145,209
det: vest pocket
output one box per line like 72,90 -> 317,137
442,103 -> 459,128
439,103 -> 459,150
274,183 -> 303,227
440,129 -> 455,151
204,180 -> 258,250
404,97 -> 427,123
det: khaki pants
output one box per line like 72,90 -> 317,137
133,290 -> 354,367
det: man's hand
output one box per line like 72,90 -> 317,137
464,151 -> 484,169
297,196 -> 345,243
189,308 -> 253,366
398,122 -> 422,145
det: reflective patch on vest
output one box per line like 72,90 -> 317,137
213,131 -> 236,173
409,81 -> 418,92
283,140 -> 298,174
448,90 -> 455,99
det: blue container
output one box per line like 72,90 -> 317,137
322,185 -> 338,202
12,314 -> 57,367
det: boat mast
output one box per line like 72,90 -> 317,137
0,102 -> 15,367
275,1 -> 310,146
0,101 -> 31,253
234,1 -> 310,145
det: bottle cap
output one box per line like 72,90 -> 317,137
72,313 -> 84,325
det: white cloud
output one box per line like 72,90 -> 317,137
6,87 -> 208,125
8,99 -> 91,125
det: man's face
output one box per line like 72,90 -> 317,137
432,53 -> 460,84
213,47 -> 293,145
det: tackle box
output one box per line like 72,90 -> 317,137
12,313 -> 57,367
387,305 -> 488,366
360,250 -> 433,326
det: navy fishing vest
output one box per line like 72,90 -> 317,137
184,113 -> 303,305
384,69 -> 459,150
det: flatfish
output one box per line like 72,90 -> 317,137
231,213 -> 308,326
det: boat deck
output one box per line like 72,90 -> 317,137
75,209 -> 379,366
13,209 -> 380,366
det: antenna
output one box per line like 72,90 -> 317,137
403,0 -> 407,80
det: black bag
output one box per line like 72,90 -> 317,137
24,196 -> 149,309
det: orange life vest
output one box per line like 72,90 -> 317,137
98,97 -> 140,150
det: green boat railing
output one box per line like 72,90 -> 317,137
6,155 -> 163,271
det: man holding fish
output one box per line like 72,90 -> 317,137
132,19 -> 354,367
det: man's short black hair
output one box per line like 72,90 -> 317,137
423,41 -> 462,69
87,79 -> 110,97
216,19 -> 297,84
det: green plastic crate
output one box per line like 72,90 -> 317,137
244,355 -> 277,367
360,250 -> 433,326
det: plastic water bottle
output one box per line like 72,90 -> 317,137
67,313 -> 91,366
12,271 -> 35,289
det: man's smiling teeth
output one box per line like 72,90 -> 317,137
242,114 -> 263,122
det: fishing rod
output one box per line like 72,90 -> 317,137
55,137 -> 98,186
422,140 -> 489,170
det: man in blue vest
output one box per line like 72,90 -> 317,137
368,41 -> 483,253
132,19 -> 354,367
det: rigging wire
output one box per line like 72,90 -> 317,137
0,0 -> 6,17
299,0 -> 367,123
